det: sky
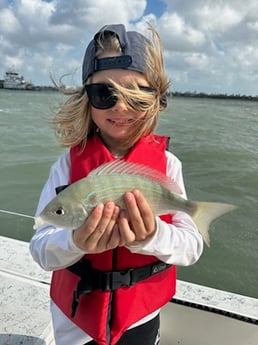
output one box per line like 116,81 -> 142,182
0,0 -> 258,95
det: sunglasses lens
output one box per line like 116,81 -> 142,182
85,84 -> 116,109
85,84 -> 156,110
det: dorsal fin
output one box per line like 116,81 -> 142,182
88,160 -> 182,194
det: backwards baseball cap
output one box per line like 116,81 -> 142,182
82,24 -> 149,84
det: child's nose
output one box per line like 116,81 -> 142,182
112,98 -> 128,111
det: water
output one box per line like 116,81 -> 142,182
0,89 -> 257,299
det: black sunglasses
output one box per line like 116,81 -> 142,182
84,83 -> 155,109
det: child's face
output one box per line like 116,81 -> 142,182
90,68 -> 150,149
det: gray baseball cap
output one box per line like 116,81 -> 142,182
82,24 -> 149,84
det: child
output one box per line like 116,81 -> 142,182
30,23 -> 203,345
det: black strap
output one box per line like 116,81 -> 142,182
94,55 -> 133,72
67,259 -> 171,317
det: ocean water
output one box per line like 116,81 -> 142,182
0,89 -> 257,298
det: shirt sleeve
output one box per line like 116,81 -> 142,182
126,151 -> 204,266
29,152 -> 86,271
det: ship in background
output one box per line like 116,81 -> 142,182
1,68 -> 34,90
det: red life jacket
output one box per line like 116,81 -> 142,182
50,134 -> 176,345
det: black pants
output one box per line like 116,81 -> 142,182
85,314 -> 160,345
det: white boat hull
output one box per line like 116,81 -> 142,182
3,81 -> 26,89
161,299 -> 257,345
3,68 -> 31,90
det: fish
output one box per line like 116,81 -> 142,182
34,160 -> 238,247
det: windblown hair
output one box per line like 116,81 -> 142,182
52,23 -> 170,148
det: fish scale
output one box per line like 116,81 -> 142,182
82,174 -> 177,213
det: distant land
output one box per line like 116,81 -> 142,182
0,82 -> 257,101
168,91 -> 258,101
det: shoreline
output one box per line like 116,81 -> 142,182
0,86 -> 257,101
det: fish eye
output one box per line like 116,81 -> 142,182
55,207 -> 65,216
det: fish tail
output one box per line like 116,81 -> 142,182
191,202 -> 238,247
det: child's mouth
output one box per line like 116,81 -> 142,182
108,118 -> 135,126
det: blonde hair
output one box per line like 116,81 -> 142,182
52,23 -> 170,148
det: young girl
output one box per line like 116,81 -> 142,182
30,23 -> 203,345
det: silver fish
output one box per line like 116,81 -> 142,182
34,160 -> 237,246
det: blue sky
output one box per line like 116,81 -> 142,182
1,0 -> 258,95
145,0 -> 166,17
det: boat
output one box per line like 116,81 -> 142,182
161,281 -> 258,345
0,235 -> 257,344
3,68 -> 33,90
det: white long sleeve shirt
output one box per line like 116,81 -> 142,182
30,150 -> 203,345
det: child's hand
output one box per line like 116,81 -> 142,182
72,190 -> 156,252
72,202 -> 121,252
118,189 -> 156,245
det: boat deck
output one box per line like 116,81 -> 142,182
0,235 -> 257,344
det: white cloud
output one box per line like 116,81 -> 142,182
49,0 -> 146,29
0,8 -> 21,34
184,53 -> 209,69
247,21 -> 258,31
158,12 -> 206,52
197,4 -> 243,32
0,0 -> 257,95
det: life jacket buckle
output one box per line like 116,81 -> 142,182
101,269 -> 134,290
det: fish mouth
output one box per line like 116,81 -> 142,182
33,216 -> 45,230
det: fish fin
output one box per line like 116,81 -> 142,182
192,202 -> 238,247
88,160 -> 182,194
